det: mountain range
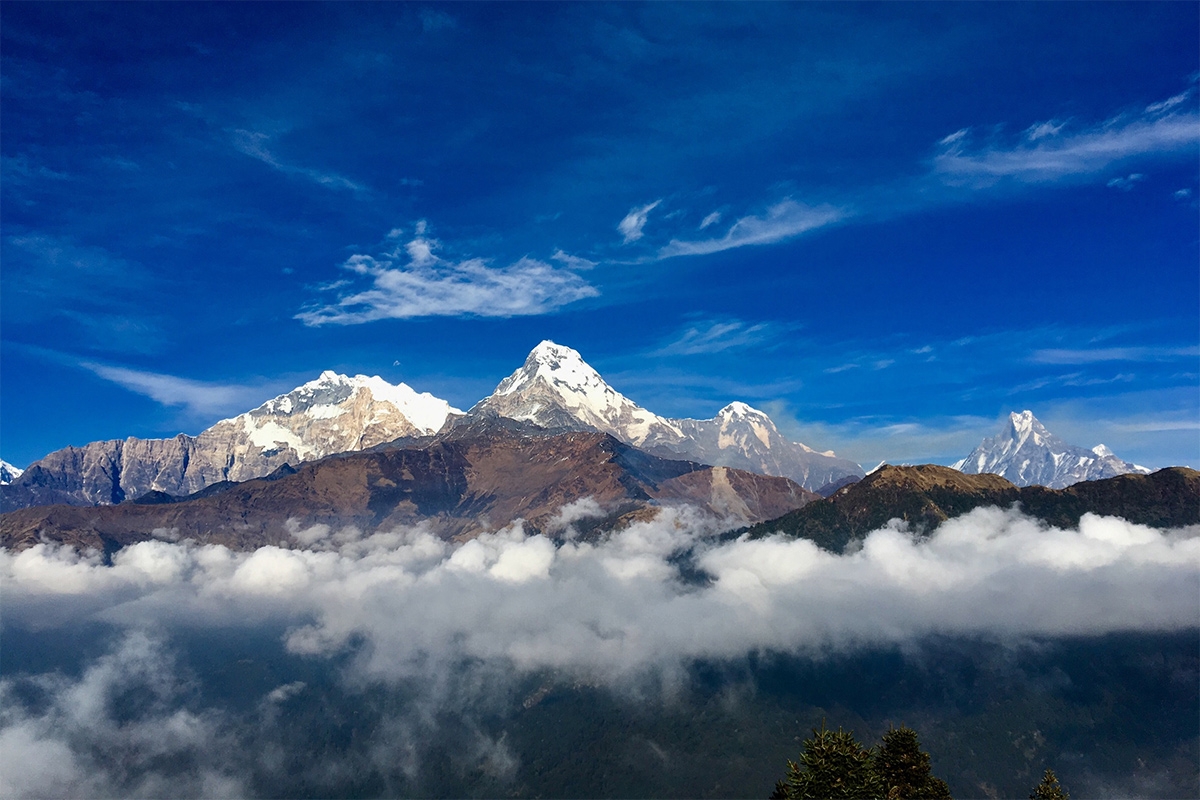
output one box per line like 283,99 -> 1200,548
0,344 -> 1159,517
0,341 -> 861,511
0,425 -> 817,553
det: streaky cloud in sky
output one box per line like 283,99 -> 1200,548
931,89 -> 1200,186
651,318 -> 778,357
79,362 -> 276,417
658,200 -> 846,258
231,129 -> 367,194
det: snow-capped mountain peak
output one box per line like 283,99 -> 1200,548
471,341 -> 864,491
717,401 -> 766,419
226,371 -> 461,461
477,341 -> 683,445
247,372 -> 459,433
955,410 -> 1150,488
0,459 -> 24,485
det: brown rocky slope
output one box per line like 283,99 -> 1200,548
743,464 -> 1200,552
0,429 -> 817,554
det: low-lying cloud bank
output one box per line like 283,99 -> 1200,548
2,506 -> 1198,798
5,507 -> 1197,682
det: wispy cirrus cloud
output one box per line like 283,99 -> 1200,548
296,224 -> 598,325
617,200 -> 661,243
651,318 -> 778,357
232,129 -> 367,193
932,88 -> 1199,186
658,200 -> 846,258
1031,345 -> 1200,365
81,362 -> 275,417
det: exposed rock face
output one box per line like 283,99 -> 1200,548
953,410 -> 1150,489
471,341 -> 863,491
745,464 -> 1199,553
0,429 -> 818,553
1,372 -> 460,512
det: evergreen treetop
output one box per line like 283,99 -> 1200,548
1030,769 -> 1069,800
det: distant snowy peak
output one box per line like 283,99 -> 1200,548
473,341 -> 863,491
218,371 -> 462,461
0,460 -> 23,485
955,410 -> 1150,489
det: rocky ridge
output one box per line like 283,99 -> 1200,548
744,464 -> 1198,553
0,428 -> 818,553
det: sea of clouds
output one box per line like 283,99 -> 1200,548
2,505 -> 1198,797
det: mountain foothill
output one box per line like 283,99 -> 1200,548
2,342 -> 1192,554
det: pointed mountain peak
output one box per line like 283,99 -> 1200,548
515,340 -> 601,386
718,401 -> 768,419
957,411 -> 1149,488
528,339 -> 585,363
1009,409 -> 1041,432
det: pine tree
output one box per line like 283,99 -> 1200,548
875,725 -> 952,800
1029,769 -> 1069,800
780,722 -> 884,800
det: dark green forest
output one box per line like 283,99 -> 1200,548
4,624 -> 1196,798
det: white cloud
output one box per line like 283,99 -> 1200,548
0,631 -> 246,799
1146,90 -> 1191,114
3,508 -> 1197,685
1025,120 -> 1066,141
1106,172 -> 1145,191
80,362 -> 274,417
652,319 -> 775,356
658,200 -> 846,258
932,91 -> 1199,186
550,249 -> 597,270
232,129 -> 366,193
617,200 -> 661,243
1031,345 -> 1200,364
297,225 -> 598,325
4,507 -> 1197,796
698,211 -> 721,229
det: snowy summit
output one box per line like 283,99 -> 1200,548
953,410 -> 1150,489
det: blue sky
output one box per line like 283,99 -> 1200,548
2,3 -> 1197,470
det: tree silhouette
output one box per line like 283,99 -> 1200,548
875,725 -> 951,800
771,722 -> 952,800
1029,769 -> 1069,800
776,722 -> 884,799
